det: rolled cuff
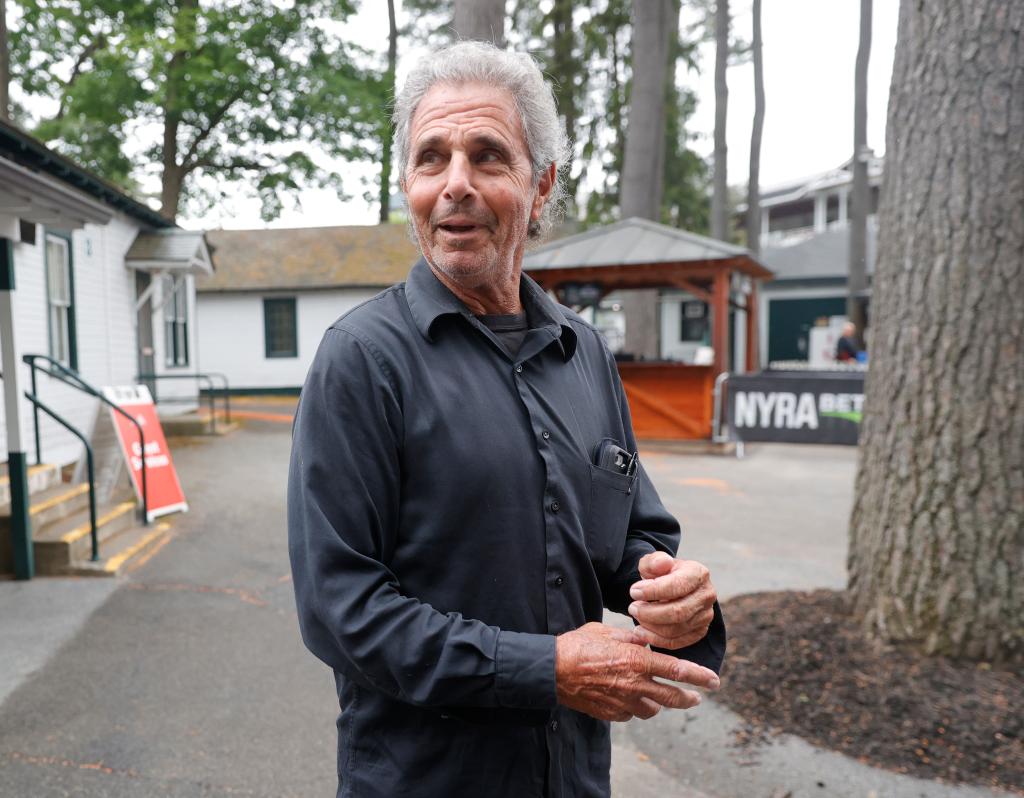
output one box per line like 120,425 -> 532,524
495,630 -> 557,709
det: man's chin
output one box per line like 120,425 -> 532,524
429,250 -> 498,285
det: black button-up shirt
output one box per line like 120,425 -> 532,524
288,259 -> 725,798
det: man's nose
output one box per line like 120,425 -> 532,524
442,154 -> 475,204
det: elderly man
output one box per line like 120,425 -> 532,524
288,42 -> 725,798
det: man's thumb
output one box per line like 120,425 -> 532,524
637,551 -> 675,580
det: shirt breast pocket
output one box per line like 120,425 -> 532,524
586,461 -> 637,575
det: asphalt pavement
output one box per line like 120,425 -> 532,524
0,409 -> 1015,797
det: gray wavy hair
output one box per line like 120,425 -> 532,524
393,41 -> 570,240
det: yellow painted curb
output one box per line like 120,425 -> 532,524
60,501 -> 136,544
104,523 -> 171,573
30,483 -> 90,516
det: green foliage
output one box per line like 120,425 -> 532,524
506,0 -> 709,232
10,0 -> 390,221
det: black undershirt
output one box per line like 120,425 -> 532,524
476,311 -> 529,356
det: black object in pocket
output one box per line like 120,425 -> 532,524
586,439 -> 638,573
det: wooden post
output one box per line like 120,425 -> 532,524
745,283 -> 759,372
712,270 -> 729,375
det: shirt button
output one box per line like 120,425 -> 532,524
542,430 -> 551,440
555,576 -> 564,587
550,500 -> 560,513
515,364 -> 523,373
550,719 -> 559,732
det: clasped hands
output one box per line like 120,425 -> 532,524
555,552 -> 719,722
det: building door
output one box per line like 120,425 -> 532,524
135,271 -> 156,398
767,296 -> 846,362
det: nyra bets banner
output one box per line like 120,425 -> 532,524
102,385 -> 188,520
726,371 -> 866,446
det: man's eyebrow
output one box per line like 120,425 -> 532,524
411,134 -> 447,157
469,133 -> 512,157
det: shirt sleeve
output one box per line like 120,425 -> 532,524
597,345 -> 727,674
288,327 -> 556,710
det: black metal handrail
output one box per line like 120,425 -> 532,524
136,372 -> 231,434
22,392 -> 100,560
23,354 -> 149,526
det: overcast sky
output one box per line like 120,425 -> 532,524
192,0 -> 900,232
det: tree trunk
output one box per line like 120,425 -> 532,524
744,0 -> 764,256
620,0 -> 673,221
160,0 -> 197,222
620,0 -> 674,360
847,0 -> 1024,664
847,0 -> 871,344
710,0 -> 729,241
453,0 -> 505,47
0,0 -> 10,121
379,0 -> 398,224
549,0 -> 578,215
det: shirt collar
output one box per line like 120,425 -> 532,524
405,257 -> 578,362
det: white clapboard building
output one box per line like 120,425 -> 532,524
0,119 -> 212,578
197,225 -> 418,393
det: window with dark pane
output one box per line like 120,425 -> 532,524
164,275 -> 189,367
264,297 -> 297,358
44,232 -> 77,368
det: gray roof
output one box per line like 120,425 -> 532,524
523,217 -> 749,271
198,225 -> 419,292
125,229 -> 213,275
760,225 -> 877,282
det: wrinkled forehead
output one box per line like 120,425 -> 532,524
408,81 -> 526,150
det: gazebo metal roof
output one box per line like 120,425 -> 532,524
523,217 -> 772,284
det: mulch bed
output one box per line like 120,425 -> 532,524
716,589 -> 1023,794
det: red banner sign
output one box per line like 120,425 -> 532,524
102,385 -> 188,520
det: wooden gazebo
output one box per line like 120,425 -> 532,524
524,217 -> 773,440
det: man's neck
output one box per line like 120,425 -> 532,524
430,264 -> 524,316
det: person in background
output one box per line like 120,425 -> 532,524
836,321 -> 860,362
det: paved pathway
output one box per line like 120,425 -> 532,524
0,412 -> 1014,797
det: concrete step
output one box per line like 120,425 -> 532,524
32,499 -> 139,574
0,482 -> 92,529
0,463 -> 62,505
60,521 -> 173,577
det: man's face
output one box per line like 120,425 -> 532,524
403,82 -> 553,289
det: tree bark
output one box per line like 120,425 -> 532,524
847,0 -> 871,343
847,0 -> 1024,664
744,0 -> 764,256
620,0 -> 673,221
453,0 -> 505,47
710,0 -> 729,241
0,0 -> 10,121
620,0 -> 675,360
379,0 -> 398,224
160,0 -> 197,222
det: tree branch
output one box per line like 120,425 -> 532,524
56,33 -> 107,120
180,86 -> 247,172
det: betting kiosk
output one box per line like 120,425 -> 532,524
524,218 -> 773,440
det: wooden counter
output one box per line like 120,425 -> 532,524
617,362 -> 715,440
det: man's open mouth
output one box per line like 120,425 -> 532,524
439,224 -> 477,233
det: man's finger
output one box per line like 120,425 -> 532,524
636,678 -> 703,710
632,626 -> 709,652
637,551 -> 675,581
630,561 -> 710,602
628,592 -> 715,628
639,649 -> 720,690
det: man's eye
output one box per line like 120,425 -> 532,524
477,150 -> 501,163
418,151 -> 441,165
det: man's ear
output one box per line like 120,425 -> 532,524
530,162 -> 557,221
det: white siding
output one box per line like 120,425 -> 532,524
196,289 -> 378,390
1,214 -> 144,466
